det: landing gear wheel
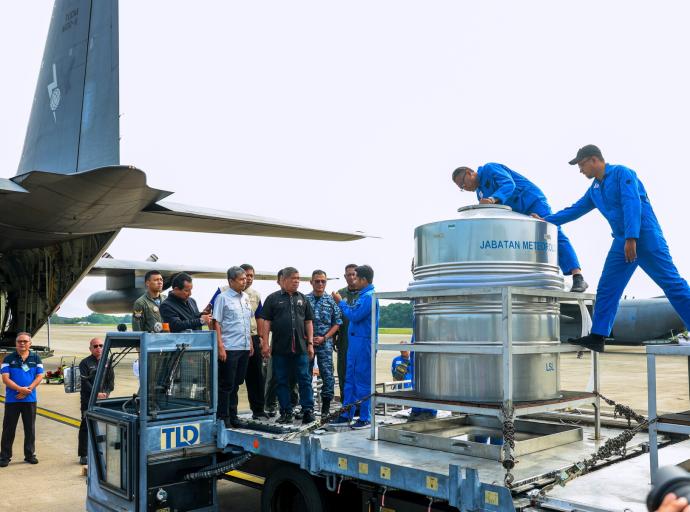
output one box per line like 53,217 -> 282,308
261,464 -> 326,512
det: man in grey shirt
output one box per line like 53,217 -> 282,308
213,266 -> 253,428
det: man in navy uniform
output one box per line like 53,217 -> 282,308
453,163 -> 588,293
0,332 -> 44,467
536,145 -> 690,353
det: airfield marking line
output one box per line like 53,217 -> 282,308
226,470 -> 265,485
0,395 -> 81,428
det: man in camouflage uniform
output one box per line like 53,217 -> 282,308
132,270 -> 165,332
306,270 -> 342,415
334,264 -> 359,401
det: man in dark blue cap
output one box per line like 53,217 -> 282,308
536,145 -> 690,353
452,163 -> 588,292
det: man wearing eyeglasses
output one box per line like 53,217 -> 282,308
452,163 -> 588,293
533,145 -> 690,354
78,337 -> 115,465
0,332 -> 44,467
306,270 -> 342,416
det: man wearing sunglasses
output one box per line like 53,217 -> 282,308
306,270 -> 342,416
452,163 -> 588,294
534,145 -> 690,353
78,337 -> 114,465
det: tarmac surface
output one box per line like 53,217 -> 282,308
1,325 -> 688,510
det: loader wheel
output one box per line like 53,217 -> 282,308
261,464 -> 326,512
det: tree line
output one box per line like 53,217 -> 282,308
379,302 -> 412,328
50,313 -> 132,325
49,303 -> 411,328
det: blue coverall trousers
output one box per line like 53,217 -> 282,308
592,230 -> 690,337
342,335 -> 371,422
530,201 -> 581,275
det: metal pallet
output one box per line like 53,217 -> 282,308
369,286 -> 601,457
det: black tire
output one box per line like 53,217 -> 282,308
261,464 -> 326,512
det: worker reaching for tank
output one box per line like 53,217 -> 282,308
452,163 -> 588,293
530,145 -> 690,355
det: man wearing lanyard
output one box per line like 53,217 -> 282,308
537,145 -> 690,353
213,266 -> 254,428
0,332 -> 44,467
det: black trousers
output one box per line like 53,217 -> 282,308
245,335 -> 266,414
218,350 -> 250,419
1,402 -> 37,460
78,406 -> 88,457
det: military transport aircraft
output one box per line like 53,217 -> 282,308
0,0 -> 364,345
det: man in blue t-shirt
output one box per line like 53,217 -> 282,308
391,346 -> 412,389
1,332 -> 44,466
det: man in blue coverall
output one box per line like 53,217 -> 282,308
536,145 -> 690,353
330,265 -> 379,429
452,163 -> 588,293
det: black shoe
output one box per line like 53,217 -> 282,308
570,274 -> 589,293
568,334 -> 606,353
0,459 -> 8,468
252,412 -> 270,420
302,410 -> 316,424
320,399 -> 331,416
79,456 -> 88,466
220,417 -> 232,428
229,416 -> 242,428
24,456 -> 38,465
276,412 -> 293,424
265,408 -> 277,418
293,409 -> 304,420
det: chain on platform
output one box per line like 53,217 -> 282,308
534,391 -> 656,497
279,392 -> 376,441
501,404 -> 517,487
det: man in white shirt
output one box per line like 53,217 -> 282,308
213,266 -> 253,428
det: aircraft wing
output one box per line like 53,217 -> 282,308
88,258 -> 284,281
124,201 -> 369,241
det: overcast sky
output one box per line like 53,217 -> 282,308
2,1 -> 690,316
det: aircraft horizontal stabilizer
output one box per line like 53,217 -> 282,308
125,201 -> 369,241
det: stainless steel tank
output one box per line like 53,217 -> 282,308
411,205 -> 562,402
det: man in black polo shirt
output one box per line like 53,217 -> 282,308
161,273 -> 211,332
260,267 -> 315,425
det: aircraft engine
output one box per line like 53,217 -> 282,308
87,288 -> 144,314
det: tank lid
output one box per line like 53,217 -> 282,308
457,204 -> 512,213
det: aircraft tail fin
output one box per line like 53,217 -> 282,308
16,0 -> 119,175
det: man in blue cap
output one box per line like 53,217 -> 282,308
453,163 -> 588,293
536,145 -> 690,353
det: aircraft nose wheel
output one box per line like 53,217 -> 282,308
261,464 -> 326,512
